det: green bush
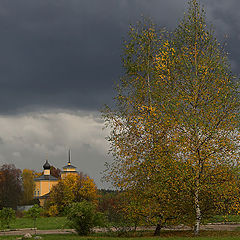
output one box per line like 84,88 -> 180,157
26,204 -> 43,234
0,207 -> 16,229
67,201 -> 104,235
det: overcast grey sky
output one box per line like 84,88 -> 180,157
0,0 -> 239,188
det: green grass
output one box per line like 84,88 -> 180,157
39,231 -> 240,239
1,215 -> 240,239
4,215 -> 240,231
2,232 -> 240,240
206,215 -> 240,223
8,216 -> 69,230
2,230 -> 240,240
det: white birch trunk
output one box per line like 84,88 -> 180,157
194,187 -> 201,235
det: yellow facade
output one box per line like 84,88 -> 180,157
34,179 -> 58,198
39,199 -> 45,207
61,166 -> 78,179
61,172 -> 78,179
34,181 -> 40,197
34,155 -> 78,206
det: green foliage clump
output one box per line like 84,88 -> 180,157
0,207 -> 16,229
26,204 -> 43,234
26,204 -> 42,220
98,191 -> 136,235
48,204 -> 59,217
67,201 -> 104,235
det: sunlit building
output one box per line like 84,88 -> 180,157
34,150 -> 78,206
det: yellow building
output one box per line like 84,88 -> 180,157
34,150 -> 78,206
34,160 -> 58,206
61,150 -> 78,179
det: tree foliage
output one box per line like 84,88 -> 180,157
26,204 -> 43,235
48,173 -> 98,213
67,201 -> 104,235
21,169 -> 35,205
98,190 -> 136,233
103,0 -> 240,235
50,166 -> 61,179
103,17 -> 184,235
0,164 -> 22,209
0,207 -> 15,230
154,0 -> 240,234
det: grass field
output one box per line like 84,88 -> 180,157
6,214 -> 240,231
2,231 -> 240,240
1,215 -> 240,239
205,215 -> 240,223
6,217 -> 69,230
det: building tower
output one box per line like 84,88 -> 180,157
34,159 -> 58,206
43,160 -> 50,175
61,149 -> 78,179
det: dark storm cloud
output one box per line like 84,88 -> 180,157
201,0 -> 240,73
0,0 -> 238,114
0,0 -> 185,113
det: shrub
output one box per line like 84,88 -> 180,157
15,210 -> 25,218
0,207 -> 16,229
48,205 -> 59,217
26,204 -> 43,235
67,201 -> 104,235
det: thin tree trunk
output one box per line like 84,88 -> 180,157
154,219 -> 162,236
134,221 -> 137,231
194,186 -> 201,235
193,5 -> 201,235
34,219 -> 37,235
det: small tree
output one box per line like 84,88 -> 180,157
0,164 -> 22,209
67,201 -> 104,235
21,169 -> 35,205
49,173 -> 98,213
0,207 -> 15,230
48,204 -> 59,217
26,204 -> 42,235
98,190 -> 139,234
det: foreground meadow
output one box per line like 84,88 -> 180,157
2,217 -> 69,230
2,231 -> 240,240
2,216 -> 240,239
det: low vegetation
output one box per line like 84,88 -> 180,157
2,213 -> 240,232
2,231 -> 240,240
0,216 -> 68,230
0,208 -> 15,230
66,201 -> 104,235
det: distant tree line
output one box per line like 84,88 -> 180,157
0,164 -> 22,209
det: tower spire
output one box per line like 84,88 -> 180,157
68,149 -> 71,165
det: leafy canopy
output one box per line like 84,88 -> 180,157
103,0 -> 240,235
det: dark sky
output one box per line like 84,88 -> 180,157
0,0 -> 238,114
0,0 -> 239,187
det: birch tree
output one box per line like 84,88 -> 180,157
103,19 -> 182,235
103,0 -> 240,236
155,0 -> 240,235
